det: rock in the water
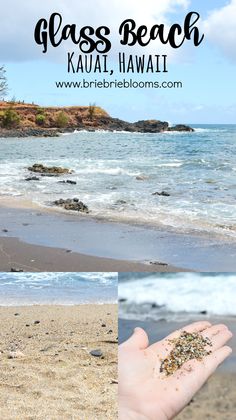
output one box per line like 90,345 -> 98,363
58,180 -> 77,185
152,191 -> 170,197
11,268 -> 24,272
150,261 -> 168,266
25,176 -> 40,181
136,175 -> 148,181
133,120 -> 169,133
28,163 -> 72,175
90,349 -> 103,357
53,198 -> 89,213
115,200 -> 127,205
151,303 -> 162,309
168,124 -> 194,132
2,229 -> 8,232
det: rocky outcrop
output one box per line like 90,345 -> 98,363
53,198 -> 89,213
28,164 -> 72,175
0,102 -> 194,136
168,124 -> 194,132
91,117 -> 170,133
0,128 -> 60,138
132,120 -> 169,133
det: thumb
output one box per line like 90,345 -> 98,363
122,327 -> 149,350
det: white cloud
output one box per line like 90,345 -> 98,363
0,0 -> 190,61
204,0 -> 236,62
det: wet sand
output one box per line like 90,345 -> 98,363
1,201 -> 236,271
0,305 -> 117,420
0,237 -> 181,272
119,317 -> 236,419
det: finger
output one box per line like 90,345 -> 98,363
121,327 -> 149,350
149,321 -> 212,355
201,324 -> 233,352
206,346 -> 232,374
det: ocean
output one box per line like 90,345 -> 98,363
0,124 -> 235,240
0,272 -> 117,305
119,273 -> 236,321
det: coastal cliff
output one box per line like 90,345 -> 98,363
0,101 -> 193,137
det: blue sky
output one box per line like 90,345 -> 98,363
1,0 -> 235,123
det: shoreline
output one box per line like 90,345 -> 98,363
0,236 -> 182,272
1,200 -> 236,271
1,196 -> 235,243
0,304 -> 117,419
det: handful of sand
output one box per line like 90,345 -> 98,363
160,331 -> 212,376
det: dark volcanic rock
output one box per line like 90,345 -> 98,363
25,176 -> 40,181
132,120 -> 169,133
58,180 -> 77,185
168,124 -> 194,132
11,268 -> 24,272
28,163 -> 72,175
53,198 -> 89,213
152,191 -> 170,197
115,200 -> 127,205
94,117 -> 169,133
0,128 -> 60,138
0,117 -> 194,137
150,261 -> 168,266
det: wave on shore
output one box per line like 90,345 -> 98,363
0,125 -> 236,240
119,273 -> 236,321
0,272 -> 117,305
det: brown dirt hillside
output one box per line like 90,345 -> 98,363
0,101 -> 109,129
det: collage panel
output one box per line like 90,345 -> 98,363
0,272 -> 118,419
118,272 -> 236,419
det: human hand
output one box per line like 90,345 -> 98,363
119,321 -> 232,420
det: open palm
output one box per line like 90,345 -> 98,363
119,321 -> 232,420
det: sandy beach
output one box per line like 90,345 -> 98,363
119,317 -> 236,419
0,305 -> 117,420
0,304 -> 117,420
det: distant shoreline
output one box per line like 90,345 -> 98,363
0,101 -> 194,137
